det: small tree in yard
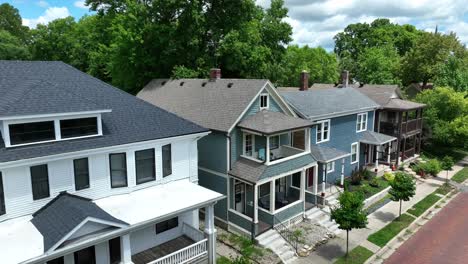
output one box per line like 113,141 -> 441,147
441,156 -> 454,182
331,191 -> 368,257
389,172 -> 416,218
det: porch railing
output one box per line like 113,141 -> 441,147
401,118 -> 422,134
273,215 -> 298,253
182,222 -> 205,242
149,238 -> 208,264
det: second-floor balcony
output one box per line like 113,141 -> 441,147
379,118 -> 423,136
238,110 -> 312,165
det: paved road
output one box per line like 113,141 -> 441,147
385,192 -> 468,264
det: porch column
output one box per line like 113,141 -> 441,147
95,241 -> 110,264
120,234 -> 133,264
305,128 -> 311,152
313,165 -> 318,195
64,254 -> 74,264
374,145 -> 379,170
300,169 -> 306,213
387,142 -> 391,164
253,184 -> 258,238
322,165 -> 326,193
266,136 -> 270,164
269,179 -> 275,214
204,204 -> 217,264
340,158 -> 345,186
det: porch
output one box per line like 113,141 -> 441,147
359,130 -> 398,171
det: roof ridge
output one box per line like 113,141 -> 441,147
32,191 -> 91,217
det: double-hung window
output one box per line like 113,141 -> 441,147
356,113 -> 368,132
269,135 -> 279,149
162,144 -> 172,177
327,162 -> 335,173
30,164 -> 50,200
351,143 -> 359,164
316,120 -> 330,143
74,158 -> 90,191
135,149 -> 156,184
244,133 -> 253,157
0,172 -> 5,215
110,153 -> 127,188
156,217 -> 178,234
260,94 -> 269,109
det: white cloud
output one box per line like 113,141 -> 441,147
37,1 -> 49,8
257,0 -> 468,49
74,1 -> 88,9
22,7 -> 70,28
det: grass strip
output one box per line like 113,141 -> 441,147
334,246 -> 374,264
406,194 -> 441,217
367,214 -> 415,247
451,167 -> 468,183
435,184 -> 452,195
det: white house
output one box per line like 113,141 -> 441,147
0,61 -> 223,264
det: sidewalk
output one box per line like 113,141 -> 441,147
294,162 -> 466,264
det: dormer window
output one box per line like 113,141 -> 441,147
260,94 -> 269,109
9,121 -> 56,145
60,117 -> 98,139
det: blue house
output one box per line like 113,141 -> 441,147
138,69 -> 322,241
279,71 -> 397,201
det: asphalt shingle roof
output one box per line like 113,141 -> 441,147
228,154 -> 316,183
137,78 -> 269,132
32,192 -> 127,251
238,110 -> 312,135
310,145 -> 350,162
279,87 -> 379,120
0,61 -> 208,162
357,130 -> 397,145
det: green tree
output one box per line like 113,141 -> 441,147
415,86 -> 468,148
401,32 -> 466,87
356,45 -> 400,85
441,156 -> 455,182
434,55 -> 468,92
331,191 -> 368,257
389,172 -> 416,218
275,45 -> 338,86
0,29 -> 30,59
0,3 -> 28,40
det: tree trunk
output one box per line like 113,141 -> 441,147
399,199 -> 402,218
346,230 -> 349,257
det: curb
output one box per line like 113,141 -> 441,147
364,188 -> 458,264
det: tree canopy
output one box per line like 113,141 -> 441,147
389,172 -> 416,217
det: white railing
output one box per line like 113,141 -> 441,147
182,222 -> 205,242
149,238 -> 208,264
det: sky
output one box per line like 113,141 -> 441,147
5,0 -> 468,50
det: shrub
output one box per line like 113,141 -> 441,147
350,168 -> 362,185
359,184 -> 372,196
383,172 -> 395,182
362,169 -> 373,180
369,177 -> 380,188
423,159 -> 442,176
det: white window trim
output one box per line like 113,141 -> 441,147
243,132 -> 255,157
351,142 -> 359,164
327,162 -> 335,173
316,120 -> 330,143
259,94 -> 269,110
356,113 -> 368,132
3,114 -> 103,148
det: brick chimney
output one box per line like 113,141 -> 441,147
341,70 -> 349,88
209,68 -> 221,81
299,70 -> 309,91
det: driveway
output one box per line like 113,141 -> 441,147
385,192 -> 468,264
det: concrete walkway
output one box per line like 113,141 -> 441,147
294,161 -> 466,264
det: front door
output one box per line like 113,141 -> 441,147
234,181 -> 246,214
74,246 -> 96,264
307,168 -> 314,188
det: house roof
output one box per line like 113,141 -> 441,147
137,78 -> 270,132
0,61 -> 207,163
237,110 -> 312,135
358,130 -> 397,145
382,98 -> 426,110
31,192 -> 128,252
279,87 -> 379,120
310,145 -> 350,163
228,155 -> 316,183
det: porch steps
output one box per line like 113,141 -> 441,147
256,229 -> 298,264
305,207 -> 341,235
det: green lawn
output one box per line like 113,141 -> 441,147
346,177 -> 390,199
435,184 -> 453,195
451,167 -> 468,183
406,194 -> 441,217
334,246 -> 374,264
367,214 -> 415,247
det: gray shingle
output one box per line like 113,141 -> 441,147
31,192 -> 127,251
137,78 -> 269,132
238,110 -> 312,135
228,154 -> 316,183
279,88 -> 379,120
357,130 -> 397,145
310,145 -> 350,162
0,61 -> 208,162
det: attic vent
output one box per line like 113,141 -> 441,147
227,82 -> 234,88
202,82 -> 207,87
180,81 -> 185,86
162,81 -> 167,85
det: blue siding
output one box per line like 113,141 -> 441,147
199,132 -> 227,173
245,90 -> 284,117
198,169 -> 228,220
229,211 -> 252,232
274,202 -> 303,224
230,128 -> 243,164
